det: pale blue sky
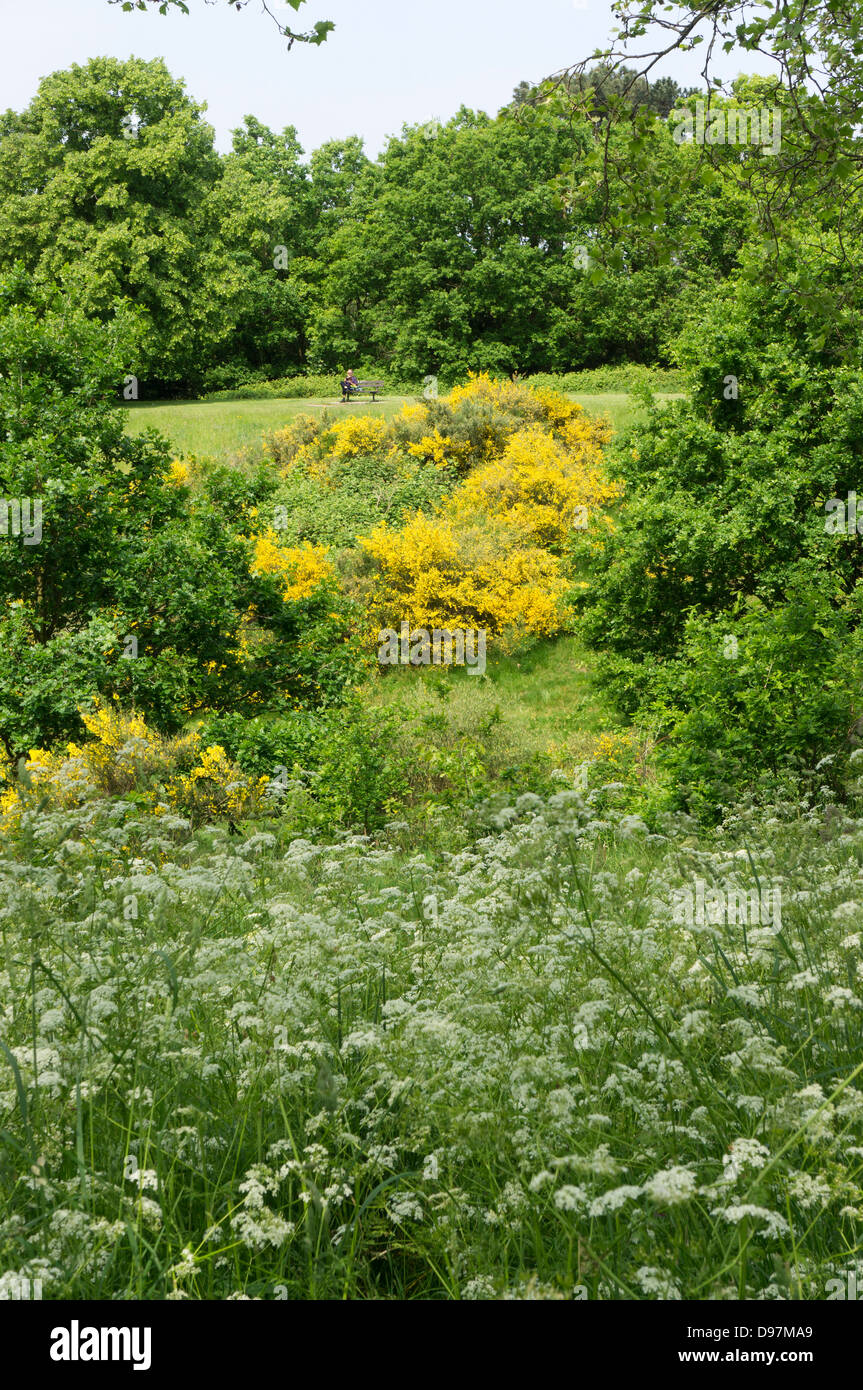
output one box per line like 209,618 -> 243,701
2,0 -> 769,157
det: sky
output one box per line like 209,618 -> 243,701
2,0 -> 771,158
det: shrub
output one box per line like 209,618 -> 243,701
357,378 -> 619,645
199,703 -> 413,833
651,580 -> 863,817
202,374 -> 342,401
454,422 -> 619,552
249,534 -> 336,601
361,510 -> 569,646
263,413 -> 324,469
0,280 -> 367,759
0,703 -> 269,828
264,456 -> 453,552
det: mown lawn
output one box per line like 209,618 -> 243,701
122,392 -> 683,461
122,395 -> 412,459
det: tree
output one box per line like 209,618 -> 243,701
307,104 -> 749,379
554,0 -> 863,347
0,271 -> 362,759
512,64 -> 696,118
191,118 -> 315,384
0,57 -> 224,389
108,0 -> 333,49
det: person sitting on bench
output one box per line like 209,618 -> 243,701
341,368 -> 360,400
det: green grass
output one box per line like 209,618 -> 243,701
365,635 -> 622,777
571,391 -> 684,436
122,395 -> 413,460
122,392 -> 684,463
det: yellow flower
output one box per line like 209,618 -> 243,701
166,458 -> 190,486
406,428 -> 467,469
249,532 -> 335,601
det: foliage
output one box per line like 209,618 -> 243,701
0,702 -> 270,829
0,275 -> 367,760
265,458 -> 453,554
0,54 -> 750,392
200,696 -> 497,833
108,0 -> 333,48
581,276 -> 863,686
512,63 -> 697,119
4,781 -> 863,1297
650,583 -> 863,819
203,374 -> 344,401
559,1 -> 863,362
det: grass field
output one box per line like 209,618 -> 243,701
122,392 -> 683,461
123,395 -> 412,459
365,634 -> 622,777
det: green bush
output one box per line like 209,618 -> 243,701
578,275 -> 863,813
0,274 -> 368,760
524,365 -> 686,393
650,580 -> 863,817
201,372 -> 430,402
202,374 -> 343,401
198,703 -> 412,833
199,365 -> 686,404
265,455 -> 455,551
582,280 -> 863,683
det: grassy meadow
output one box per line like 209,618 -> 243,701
123,395 -> 413,459
122,392 -> 678,461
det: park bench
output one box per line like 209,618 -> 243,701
341,379 -> 385,402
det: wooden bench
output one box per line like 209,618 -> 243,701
341,379 -> 385,402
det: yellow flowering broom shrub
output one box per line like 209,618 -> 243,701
454,425 -> 622,550
166,742 -> 270,824
359,379 -> 621,646
586,729 -> 656,796
446,371 -> 549,421
262,413 -> 322,470
0,703 -> 269,827
261,377 -> 606,487
249,533 -> 335,601
361,511 -> 568,645
276,415 -> 393,485
406,426 -> 470,470
165,457 -> 191,487
328,415 -> 390,461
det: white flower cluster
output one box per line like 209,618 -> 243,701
1,787 -> 862,1298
